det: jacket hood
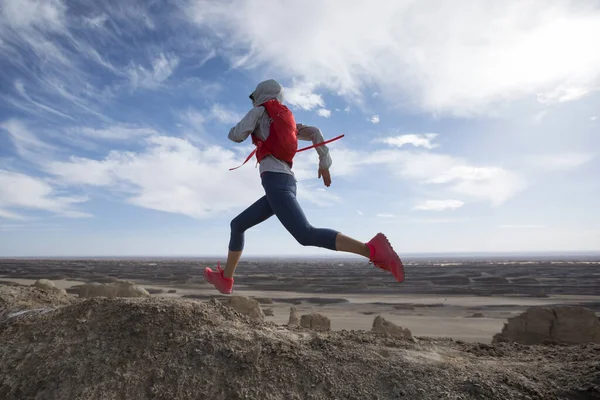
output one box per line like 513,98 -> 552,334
250,79 -> 284,106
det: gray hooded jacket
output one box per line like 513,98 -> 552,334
228,79 -> 333,178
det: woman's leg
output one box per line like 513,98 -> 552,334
225,195 -> 274,278
262,173 -> 369,257
335,233 -> 371,258
262,172 -> 403,282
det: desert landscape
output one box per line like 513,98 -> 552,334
0,256 -> 599,399
0,256 -> 598,343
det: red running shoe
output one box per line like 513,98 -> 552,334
366,233 -> 405,283
203,261 -> 234,294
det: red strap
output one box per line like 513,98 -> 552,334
296,134 -> 345,153
229,148 -> 257,171
229,134 -> 345,171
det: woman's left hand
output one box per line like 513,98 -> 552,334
318,168 -> 331,187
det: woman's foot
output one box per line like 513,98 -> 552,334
366,233 -> 405,282
203,262 -> 234,294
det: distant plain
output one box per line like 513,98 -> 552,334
1,255 -> 598,343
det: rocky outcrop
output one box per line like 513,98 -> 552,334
493,306 -> 600,344
263,308 -> 274,317
227,296 -> 264,321
300,313 -> 331,331
372,316 -> 412,339
288,307 -> 300,326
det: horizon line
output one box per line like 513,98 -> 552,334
1,250 -> 600,260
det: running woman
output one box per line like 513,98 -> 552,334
204,79 -> 404,294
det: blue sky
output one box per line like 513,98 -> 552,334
0,0 -> 599,257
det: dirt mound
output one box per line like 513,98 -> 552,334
32,279 -> 67,295
75,280 -> 150,298
0,285 -> 75,317
0,287 -> 598,400
493,306 -> 600,345
253,297 -> 273,305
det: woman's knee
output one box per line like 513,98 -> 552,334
293,227 -> 314,247
230,216 -> 244,234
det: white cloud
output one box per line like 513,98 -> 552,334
413,199 -> 464,211
317,147 -> 526,206
180,109 -> 207,129
591,116 -> 598,121
84,14 -> 109,29
0,209 -> 27,220
45,134 -> 337,219
76,125 -> 158,140
376,133 -> 438,149
127,53 -> 179,89
356,210 -> 364,216
426,165 -> 503,184
46,156 -> 116,186
3,119 -> 310,219
293,147 -> 364,180
1,119 -> 55,160
10,80 -> 74,120
186,0 -> 600,115
46,136 -> 262,218
370,115 -> 380,124
297,182 -> 341,207
209,104 -> 242,124
1,0 -> 66,31
283,81 -> 324,110
416,163 -> 526,206
0,1 -> 123,120
531,153 -> 594,170
537,85 -> 592,104
0,169 -> 89,218
178,104 -> 242,143
317,108 -> 331,118
376,214 -> 395,218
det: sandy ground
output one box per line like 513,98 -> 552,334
4,277 -> 599,344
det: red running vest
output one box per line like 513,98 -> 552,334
229,99 -> 344,171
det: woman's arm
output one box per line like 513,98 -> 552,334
296,123 -> 333,170
227,107 -> 264,143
